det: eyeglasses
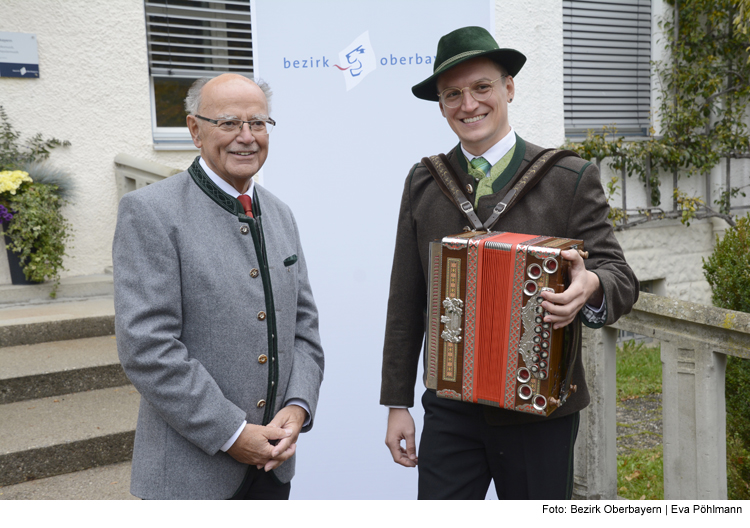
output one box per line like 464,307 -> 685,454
194,115 -> 276,135
438,76 -> 506,108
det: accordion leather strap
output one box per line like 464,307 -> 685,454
558,313 -> 581,405
422,149 -> 581,231
483,148 -> 580,231
422,154 -> 483,230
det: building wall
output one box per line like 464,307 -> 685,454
500,0 -> 565,149
3,0 -> 197,278
615,218 -> 727,305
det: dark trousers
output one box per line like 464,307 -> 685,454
418,390 -> 579,500
230,466 -> 291,500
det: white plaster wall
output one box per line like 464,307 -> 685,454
615,218 -> 722,305
500,0 -> 565,148
2,0 -> 197,278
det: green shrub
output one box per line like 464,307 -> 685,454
703,214 -> 750,313
702,213 -> 750,499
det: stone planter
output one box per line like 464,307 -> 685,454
1,222 -> 39,285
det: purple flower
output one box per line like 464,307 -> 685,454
0,204 -> 13,223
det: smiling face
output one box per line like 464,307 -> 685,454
186,74 -> 269,194
437,57 -> 514,156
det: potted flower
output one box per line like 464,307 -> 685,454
0,106 -> 72,297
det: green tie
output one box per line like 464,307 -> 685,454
470,156 -> 491,176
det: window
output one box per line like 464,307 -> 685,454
144,0 -> 254,147
563,0 -> 651,137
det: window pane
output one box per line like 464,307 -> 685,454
154,77 -> 197,128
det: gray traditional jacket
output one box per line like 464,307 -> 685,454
380,137 -> 638,425
114,158 -> 324,499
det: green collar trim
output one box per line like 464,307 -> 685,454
491,134 -> 526,193
187,157 -> 260,220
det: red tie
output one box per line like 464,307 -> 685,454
237,194 -> 253,218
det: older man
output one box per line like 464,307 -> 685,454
114,74 -> 324,500
380,27 -> 638,499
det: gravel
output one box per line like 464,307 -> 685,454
617,393 -> 663,455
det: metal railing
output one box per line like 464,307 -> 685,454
573,292 -> 750,500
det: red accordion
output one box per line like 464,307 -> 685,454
425,231 -> 582,416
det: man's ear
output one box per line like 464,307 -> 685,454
186,115 -> 202,148
438,101 -> 445,118
505,75 -> 515,103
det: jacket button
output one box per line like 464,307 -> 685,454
466,183 -> 474,194
250,268 -> 259,278
258,354 -> 268,364
240,225 -> 249,235
257,399 -> 266,408
257,311 -> 266,321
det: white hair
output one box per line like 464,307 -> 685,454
184,76 -> 273,115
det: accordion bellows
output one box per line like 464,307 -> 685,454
425,231 -> 583,416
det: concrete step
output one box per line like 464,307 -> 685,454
0,385 -> 140,487
0,461 -> 135,500
0,335 -> 128,404
0,297 -> 115,347
0,274 -> 114,306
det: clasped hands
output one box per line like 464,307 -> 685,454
226,404 -> 306,472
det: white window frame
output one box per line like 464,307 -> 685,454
144,0 -> 255,149
563,0 -> 652,137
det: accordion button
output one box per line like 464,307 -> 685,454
257,399 -> 266,408
258,354 -> 268,364
250,268 -> 259,278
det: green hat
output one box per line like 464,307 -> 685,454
412,26 -> 526,102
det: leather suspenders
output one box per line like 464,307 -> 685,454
421,148 -> 580,231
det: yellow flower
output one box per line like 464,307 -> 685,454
0,170 -> 33,195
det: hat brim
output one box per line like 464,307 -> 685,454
411,48 -> 526,102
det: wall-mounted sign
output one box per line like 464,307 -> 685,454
0,32 -> 39,78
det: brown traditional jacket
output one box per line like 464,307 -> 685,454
380,136 -> 639,425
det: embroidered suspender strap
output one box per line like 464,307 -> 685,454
421,155 -> 484,231
482,148 -> 580,231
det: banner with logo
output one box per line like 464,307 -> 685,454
253,0 -> 493,499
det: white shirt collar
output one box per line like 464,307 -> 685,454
199,156 -> 255,198
460,126 -> 516,168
